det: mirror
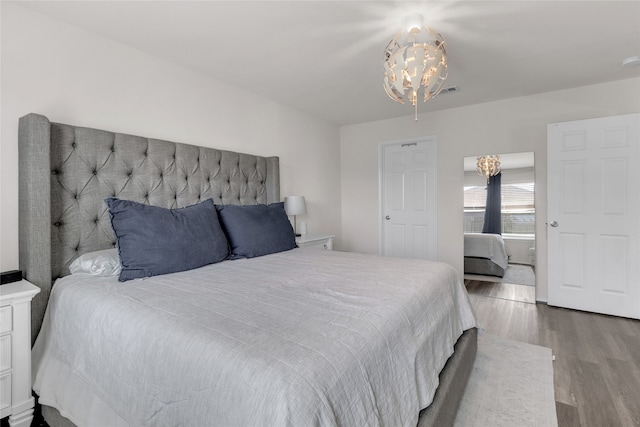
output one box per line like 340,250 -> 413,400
463,152 -> 535,303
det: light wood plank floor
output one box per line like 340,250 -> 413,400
467,285 -> 640,427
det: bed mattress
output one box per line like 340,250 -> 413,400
32,248 -> 476,427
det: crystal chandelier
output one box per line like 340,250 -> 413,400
477,155 -> 501,183
383,14 -> 448,121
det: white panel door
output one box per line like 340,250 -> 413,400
547,113 -> 640,319
381,139 -> 437,260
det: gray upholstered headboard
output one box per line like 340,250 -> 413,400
18,113 -> 280,339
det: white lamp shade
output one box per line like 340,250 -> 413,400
284,196 -> 306,216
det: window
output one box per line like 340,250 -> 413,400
464,182 -> 535,236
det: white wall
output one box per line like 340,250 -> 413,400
0,3 -> 341,271
503,238 -> 535,266
340,77 -> 640,301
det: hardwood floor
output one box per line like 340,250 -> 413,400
468,289 -> 640,427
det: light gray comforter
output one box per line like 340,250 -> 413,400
464,233 -> 509,269
33,249 -> 476,427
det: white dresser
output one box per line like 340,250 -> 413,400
0,280 -> 40,427
296,234 -> 335,251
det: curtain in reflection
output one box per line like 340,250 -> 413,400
482,172 -> 502,234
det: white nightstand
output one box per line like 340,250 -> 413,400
0,280 -> 40,427
296,234 -> 335,251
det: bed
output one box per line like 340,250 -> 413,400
19,113 -> 477,427
463,233 -> 508,277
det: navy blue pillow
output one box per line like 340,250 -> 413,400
215,202 -> 296,259
105,198 -> 229,281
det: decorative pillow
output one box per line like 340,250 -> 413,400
105,198 -> 229,281
215,202 -> 296,259
69,248 -> 121,277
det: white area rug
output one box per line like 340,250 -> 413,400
502,264 -> 535,286
454,333 -> 557,427
464,264 -> 535,287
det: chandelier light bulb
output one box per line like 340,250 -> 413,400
476,155 -> 501,183
404,13 -> 424,32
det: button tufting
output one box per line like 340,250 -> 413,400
111,147 -> 115,152
94,218 -> 99,224
72,142 -> 76,148
75,246 -> 80,252
92,170 -> 97,175
52,170 -> 58,175
54,221 -> 61,227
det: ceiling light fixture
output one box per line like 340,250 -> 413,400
383,13 -> 448,122
477,155 -> 501,183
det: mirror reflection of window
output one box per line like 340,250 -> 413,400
464,181 -> 535,237
463,152 -> 535,239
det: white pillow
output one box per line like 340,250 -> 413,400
69,248 -> 121,276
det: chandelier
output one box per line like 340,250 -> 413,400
477,155 -> 501,183
383,14 -> 448,121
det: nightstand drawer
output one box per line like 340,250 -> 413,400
301,239 -> 329,250
0,334 -> 11,372
0,306 -> 12,333
296,234 -> 335,251
0,372 -> 11,412
0,280 -> 40,424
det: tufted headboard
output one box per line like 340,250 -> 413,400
18,113 -> 280,340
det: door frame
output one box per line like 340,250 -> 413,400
378,135 -> 438,257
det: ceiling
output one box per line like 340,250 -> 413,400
17,1 -> 640,126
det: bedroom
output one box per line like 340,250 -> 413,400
1,1 -> 639,427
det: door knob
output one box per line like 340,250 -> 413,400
385,215 -> 391,220
549,221 -> 558,227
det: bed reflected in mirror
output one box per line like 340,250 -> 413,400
463,152 -> 536,304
